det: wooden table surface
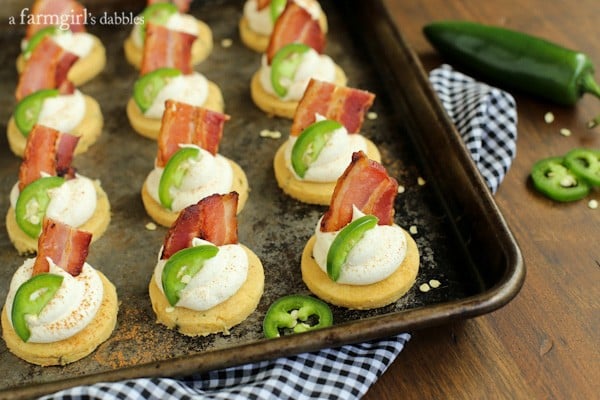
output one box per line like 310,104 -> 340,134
365,1 -> 600,399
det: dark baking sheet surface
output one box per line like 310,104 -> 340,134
0,0 -> 524,398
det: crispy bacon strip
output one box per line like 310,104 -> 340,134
161,192 -> 239,259
147,0 -> 192,13
18,125 -> 79,191
320,151 -> 398,232
266,1 -> 325,63
26,0 -> 87,39
291,79 -> 375,136
15,36 -> 78,101
156,100 -> 230,167
140,23 -> 196,76
256,0 -> 271,10
32,218 -> 92,277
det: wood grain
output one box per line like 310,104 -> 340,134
365,1 -> 600,399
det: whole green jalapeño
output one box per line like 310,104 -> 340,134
158,146 -> 200,210
262,294 -> 333,338
133,67 -> 182,113
23,26 -> 61,59
15,176 -> 65,238
270,43 -> 311,97
291,119 -> 342,178
14,89 -> 60,136
326,215 -> 379,282
138,2 -> 178,43
11,273 -> 64,342
161,245 -> 219,306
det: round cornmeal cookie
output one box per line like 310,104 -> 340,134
7,95 -> 103,158
149,245 -> 264,337
5,180 -> 111,256
16,35 -> 107,86
238,13 -> 328,53
123,20 -> 213,69
141,159 -> 249,227
126,80 -> 224,140
250,64 -> 347,119
301,231 -> 420,310
1,270 -> 118,366
273,138 -> 381,205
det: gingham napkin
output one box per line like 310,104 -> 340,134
40,66 -> 517,400
429,64 -> 518,193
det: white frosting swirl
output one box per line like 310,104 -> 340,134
4,258 -> 104,343
10,174 -> 98,232
131,12 -> 199,48
244,0 -> 323,35
284,116 -> 368,182
312,208 -> 407,285
143,72 -> 209,119
258,49 -> 336,101
146,145 -> 233,212
21,31 -> 94,59
153,238 -> 248,311
37,89 -> 86,134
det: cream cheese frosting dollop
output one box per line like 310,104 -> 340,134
4,258 -> 104,343
312,208 -> 407,285
143,73 -> 209,119
131,12 -> 199,48
10,174 -> 98,230
244,0 -> 323,36
21,31 -> 95,59
146,144 -> 234,212
258,49 -> 336,101
284,116 -> 368,182
153,238 -> 248,311
36,89 -> 86,134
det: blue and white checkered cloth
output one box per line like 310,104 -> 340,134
40,65 -> 517,400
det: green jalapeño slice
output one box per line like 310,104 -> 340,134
161,245 -> 219,306
23,26 -> 61,59
291,119 -> 342,178
158,146 -> 200,210
14,89 -> 60,136
262,294 -> 333,339
530,156 -> 591,202
564,148 -> 600,187
270,0 -> 287,23
326,215 -> 379,282
16,176 -> 65,238
138,2 -> 178,43
11,273 -> 64,342
270,43 -> 311,97
133,67 -> 182,113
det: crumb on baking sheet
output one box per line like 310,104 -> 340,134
588,199 -> 598,209
397,185 -> 405,194
221,38 -> 233,48
367,111 -> 378,120
544,112 -> 554,124
419,283 -> 430,292
417,177 -> 426,186
409,225 -> 418,235
429,279 -> 441,288
259,129 -> 282,139
559,128 -> 571,137
145,222 -> 157,231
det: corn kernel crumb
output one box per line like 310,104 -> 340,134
419,283 -> 431,292
145,222 -> 157,231
221,38 -> 233,48
409,225 -> 418,235
417,177 -> 426,186
259,129 -> 282,139
367,111 -> 378,120
588,199 -> 598,209
559,128 -> 571,137
397,185 -> 405,194
544,112 -> 554,124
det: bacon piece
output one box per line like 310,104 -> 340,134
156,100 -> 230,167
18,125 -> 79,191
15,37 -> 78,101
256,0 -> 272,10
161,192 -> 239,259
266,1 -> 325,63
291,79 -> 375,136
147,0 -> 192,13
32,218 -> 92,277
140,23 -> 196,76
26,0 -> 87,39
320,151 -> 398,232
